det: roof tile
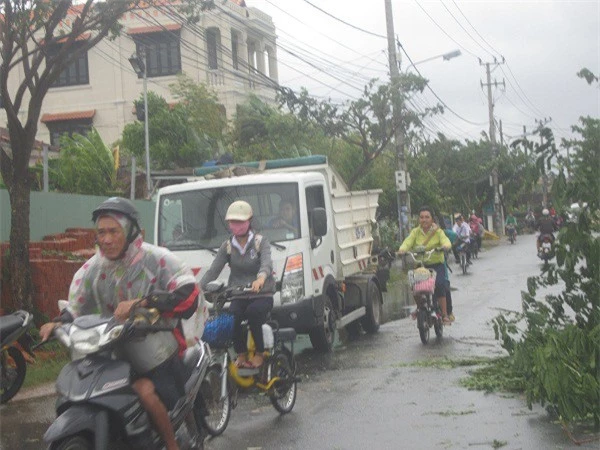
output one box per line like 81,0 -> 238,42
41,110 -> 96,123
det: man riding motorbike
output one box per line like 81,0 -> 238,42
452,214 -> 472,265
40,197 -> 201,450
536,208 -> 557,253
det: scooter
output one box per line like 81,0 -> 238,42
0,310 -> 35,404
42,297 -> 209,450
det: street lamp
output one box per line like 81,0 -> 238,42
393,48 -> 462,241
129,49 -> 152,195
405,49 -> 462,72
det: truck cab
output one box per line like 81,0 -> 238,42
155,156 -> 384,351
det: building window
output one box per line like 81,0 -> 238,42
47,42 -> 89,87
207,28 -> 221,70
47,119 -> 92,146
231,31 -> 239,70
135,31 -> 181,78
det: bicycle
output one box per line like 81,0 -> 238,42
199,280 -> 299,437
455,237 -> 470,275
405,247 -> 445,344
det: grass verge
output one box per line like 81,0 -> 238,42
22,344 -> 70,390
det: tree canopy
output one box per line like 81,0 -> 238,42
0,0 -> 155,309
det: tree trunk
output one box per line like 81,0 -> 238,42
1,119 -> 36,312
8,172 -> 33,311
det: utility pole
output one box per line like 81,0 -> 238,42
535,117 -> 552,207
480,58 -> 505,235
384,0 -> 410,242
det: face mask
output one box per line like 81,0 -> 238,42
228,221 -> 250,237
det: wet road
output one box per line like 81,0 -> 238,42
1,234 -> 597,449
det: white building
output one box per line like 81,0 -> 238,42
2,0 -> 279,148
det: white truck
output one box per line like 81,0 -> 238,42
154,155 -> 389,351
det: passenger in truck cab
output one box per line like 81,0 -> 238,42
268,200 -> 299,234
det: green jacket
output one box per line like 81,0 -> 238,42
399,226 -> 451,265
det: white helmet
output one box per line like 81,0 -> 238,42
225,200 -> 253,221
542,208 -> 549,216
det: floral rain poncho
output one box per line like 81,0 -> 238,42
67,233 -> 207,348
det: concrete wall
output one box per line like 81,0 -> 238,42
0,190 -> 155,242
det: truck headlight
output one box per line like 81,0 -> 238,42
280,253 -> 304,305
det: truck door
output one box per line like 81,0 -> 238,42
305,185 -> 335,286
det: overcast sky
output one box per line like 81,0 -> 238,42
247,0 -> 599,145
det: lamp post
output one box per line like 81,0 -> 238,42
406,49 -> 462,72
129,49 -> 152,195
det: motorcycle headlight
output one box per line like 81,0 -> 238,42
98,324 -> 124,348
280,253 -> 304,305
70,324 -> 107,358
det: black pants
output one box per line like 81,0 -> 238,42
228,296 -> 273,353
142,354 -> 188,411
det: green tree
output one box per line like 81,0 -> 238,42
122,91 -> 216,170
52,128 -> 115,195
278,74 -> 441,189
231,95 -> 330,161
0,0 -> 156,310
492,72 -> 600,428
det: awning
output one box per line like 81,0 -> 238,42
127,23 -> 182,35
41,109 -> 96,123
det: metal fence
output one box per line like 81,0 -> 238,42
0,190 -> 155,243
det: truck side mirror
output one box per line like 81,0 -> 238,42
311,207 -> 327,237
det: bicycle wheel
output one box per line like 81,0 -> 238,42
417,308 -> 430,344
1,346 -> 26,404
460,253 -> 467,275
434,315 -> 444,338
268,349 -> 297,414
199,364 -> 231,436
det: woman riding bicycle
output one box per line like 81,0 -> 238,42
398,206 -> 452,325
201,200 -> 275,369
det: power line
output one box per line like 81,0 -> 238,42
450,0 -> 503,59
399,43 -> 487,126
301,0 -> 387,39
440,1 -> 496,59
413,0 -> 481,61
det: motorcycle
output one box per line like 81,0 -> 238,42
0,310 -> 36,403
406,248 -> 444,345
42,297 -> 209,450
506,225 -> 516,244
538,234 -> 555,262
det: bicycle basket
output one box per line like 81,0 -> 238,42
202,313 -> 234,348
408,267 -> 436,293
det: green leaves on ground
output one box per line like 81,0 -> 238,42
491,90 -> 600,428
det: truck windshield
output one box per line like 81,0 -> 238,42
158,183 -> 300,250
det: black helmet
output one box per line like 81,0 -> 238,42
92,197 -> 141,244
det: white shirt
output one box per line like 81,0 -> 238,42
452,222 -> 471,242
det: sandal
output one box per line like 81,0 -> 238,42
443,315 -> 451,325
246,354 -> 264,369
234,354 -> 247,368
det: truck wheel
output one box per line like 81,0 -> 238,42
309,295 -> 335,352
361,280 -> 382,334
